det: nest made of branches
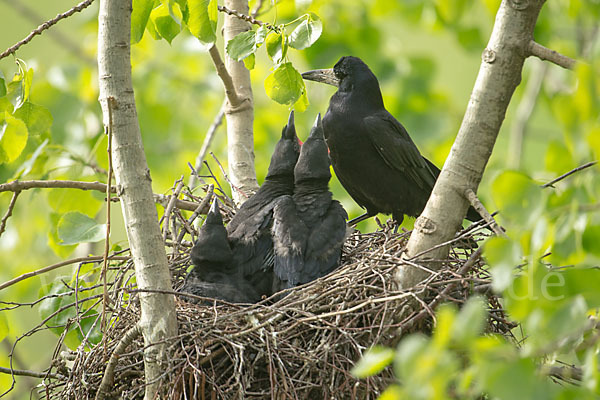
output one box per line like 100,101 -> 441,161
42,217 -> 512,399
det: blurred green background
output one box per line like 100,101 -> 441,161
0,0 -> 597,398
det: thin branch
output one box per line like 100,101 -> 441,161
189,101 -> 226,189
0,191 -> 20,238
0,366 -> 65,380
0,0 -> 97,61
162,178 -> 185,242
465,189 -> 506,237
209,152 -> 250,200
0,180 -> 204,212
217,5 -> 278,31
508,59 -> 548,169
527,40 -> 577,70
208,45 -> 242,108
177,184 -> 214,243
95,324 -> 142,400
1,0 -> 96,65
0,255 -> 130,291
250,0 -> 266,18
542,161 -> 597,188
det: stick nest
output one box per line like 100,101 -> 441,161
45,191 -> 511,399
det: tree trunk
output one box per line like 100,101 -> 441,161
223,0 -> 259,204
97,1 -> 178,398
397,0 -> 547,288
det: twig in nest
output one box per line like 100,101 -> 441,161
163,178 -> 185,241
190,103 -> 226,189
95,324 -> 142,400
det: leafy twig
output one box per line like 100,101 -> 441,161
0,0 -> 96,60
218,5 -> 279,32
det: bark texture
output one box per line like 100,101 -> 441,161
398,0 -> 547,288
97,1 -> 178,398
223,0 -> 259,203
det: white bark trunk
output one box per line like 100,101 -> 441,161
97,1 -> 178,398
398,0 -> 547,288
223,0 -> 258,204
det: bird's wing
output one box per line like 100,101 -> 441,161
271,195 -> 308,290
303,200 -> 349,282
363,112 -> 438,190
228,200 -> 277,243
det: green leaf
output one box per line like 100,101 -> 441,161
57,211 -> 106,245
256,25 -> 268,45
243,53 -> 256,70
394,334 -> 429,379
226,30 -> 258,61
264,62 -> 305,105
39,281 -> 76,335
6,81 -> 24,110
48,213 -> 77,257
47,188 -> 103,217
485,236 -> 522,292
378,384 -> 403,400
294,89 -> 309,112
150,3 -> 182,44
265,31 -> 287,63
0,112 -> 29,164
453,296 -> 487,344
188,0 -> 218,45
491,170 -> 543,226
0,71 -> 6,97
131,0 -> 155,43
13,102 -> 53,138
582,224 -> 600,257
351,346 -> 394,378
288,13 -> 322,50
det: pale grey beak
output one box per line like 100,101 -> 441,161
301,68 -> 339,87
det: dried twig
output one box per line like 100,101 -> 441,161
190,102 -> 226,189
0,0 -> 96,60
0,366 -> 65,380
217,5 -> 278,32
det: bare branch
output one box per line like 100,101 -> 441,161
209,45 -> 243,108
527,40 -> 577,70
0,366 -> 65,380
250,0 -> 266,18
0,0 -> 96,61
0,191 -> 20,238
162,178 -> 185,241
0,255 -> 130,291
189,101 -> 226,189
0,180 -> 206,212
542,161 -> 597,188
218,5 -> 278,31
465,189 -> 506,237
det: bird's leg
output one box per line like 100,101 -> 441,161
392,214 -> 404,233
347,212 -> 373,226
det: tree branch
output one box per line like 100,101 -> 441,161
0,255 -> 130,291
542,161 -> 598,188
0,0 -> 96,61
189,101 -> 226,189
208,45 -> 242,108
0,366 -> 65,381
0,191 -> 20,238
218,5 -> 278,31
527,40 -> 577,70
465,189 -> 506,237
0,180 -> 207,212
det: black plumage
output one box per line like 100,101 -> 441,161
227,111 -> 301,297
181,199 -> 260,304
272,114 -> 348,292
302,56 -> 481,224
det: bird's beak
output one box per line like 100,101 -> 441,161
301,68 -> 339,87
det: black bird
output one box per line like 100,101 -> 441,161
272,114 -> 348,292
227,111 -> 301,297
302,56 -> 481,225
181,199 -> 260,304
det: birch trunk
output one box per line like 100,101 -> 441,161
223,0 -> 259,203
97,1 -> 178,398
398,0 -> 547,288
